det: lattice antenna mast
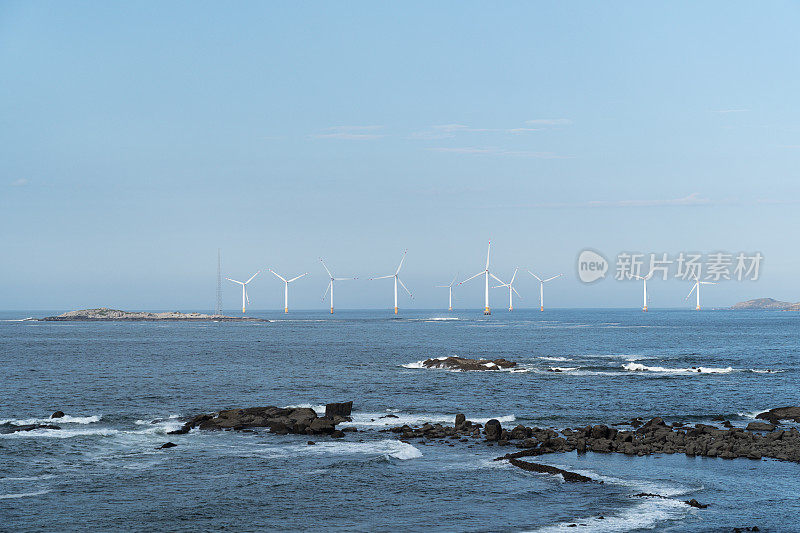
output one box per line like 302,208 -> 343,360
215,248 -> 223,315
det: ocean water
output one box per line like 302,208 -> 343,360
1,309 -> 798,532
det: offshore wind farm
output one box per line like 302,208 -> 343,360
4,4 -> 800,533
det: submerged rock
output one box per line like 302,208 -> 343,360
1,423 -> 61,434
421,356 -> 516,372
50,411 -> 65,419
158,442 -> 177,449
508,459 -> 595,482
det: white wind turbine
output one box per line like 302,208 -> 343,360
369,250 -> 413,314
320,258 -> 356,314
492,268 -> 522,311
436,274 -> 458,311
685,275 -> 715,311
225,271 -> 260,314
528,272 -> 562,311
460,241 -> 503,315
631,270 -> 654,312
269,269 -> 308,313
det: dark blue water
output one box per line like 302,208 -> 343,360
1,309 -> 798,531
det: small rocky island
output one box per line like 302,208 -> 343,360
421,357 -> 517,371
731,298 -> 800,311
39,308 -> 267,322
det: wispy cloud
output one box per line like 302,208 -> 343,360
428,147 -> 570,158
11,178 -> 29,187
310,125 -> 385,140
411,122 -> 546,139
516,192 -> 720,209
712,109 -> 748,114
525,118 -> 572,126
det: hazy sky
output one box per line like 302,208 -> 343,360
2,2 -> 799,311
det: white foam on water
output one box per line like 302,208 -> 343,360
265,439 -> 423,461
401,358 -> 529,373
0,474 -> 55,482
548,367 -> 579,372
529,497 -> 689,533
0,427 -> 119,439
425,317 -> 459,321
134,414 -> 180,425
0,414 -> 101,425
750,369 -> 785,374
283,404 -> 327,415
0,490 -> 50,500
539,357 -> 572,362
622,363 -> 735,374
0,317 -> 34,322
340,411 -> 516,428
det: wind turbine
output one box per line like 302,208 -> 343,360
436,274 -> 458,311
320,259 -> 356,314
269,269 -> 308,313
369,250 -> 412,314
685,275 -> 715,311
528,272 -> 562,311
225,271 -> 260,314
492,269 -> 521,311
460,241 -> 503,315
631,270 -> 654,312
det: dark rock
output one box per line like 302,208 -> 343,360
331,430 -> 345,438
746,421 -> 776,432
756,406 -> 800,423
158,442 -> 177,449
455,413 -> 466,428
170,405 -> 346,436
685,499 -> 708,509
421,356 -> 517,371
308,418 -> 335,434
325,401 -> 353,419
51,411 -> 65,419
711,415 -> 726,421
379,414 -> 399,419
485,419 -> 502,441
508,459 -> 595,482
342,427 -> 358,432
2,423 -> 61,434
307,441 -> 315,445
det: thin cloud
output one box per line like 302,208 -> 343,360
411,122 -> 545,139
11,178 -> 29,187
428,147 -> 570,158
525,118 -> 572,126
712,109 -> 748,114
518,192 -> 719,209
310,125 -> 385,140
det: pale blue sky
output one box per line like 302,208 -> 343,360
2,2 -> 799,310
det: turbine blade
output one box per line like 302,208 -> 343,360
269,269 -> 287,283
287,273 -> 308,283
491,284 -> 507,289
543,274 -> 563,283
370,275 -> 393,280
512,286 -> 522,298
226,278 -> 244,285
485,240 -> 491,270
334,277 -> 356,281
319,258 -> 333,278
459,271 -> 483,285
489,273 -> 505,284
527,271 -> 543,282
397,277 -> 413,298
685,283 -> 698,300
510,268 -> 518,284
245,270 -> 260,284
450,273 -> 458,287
700,281 -> 716,285
322,281 -> 331,301
396,250 -> 407,275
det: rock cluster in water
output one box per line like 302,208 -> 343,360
168,402 -> 354,437
39,308 -> 266,322
389,409 -> 800,463
421,357 -> 517,371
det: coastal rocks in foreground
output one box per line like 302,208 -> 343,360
168,403 -> 354,436
756,406 -> 800,424
390,410 -> 800,463
421,357 -> 517,371
39,308 -> 267,322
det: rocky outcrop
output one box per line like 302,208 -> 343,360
389,410 -> 800,463
51,411 -> 65,419
508,459 -> 595,482
756,406 -> 800,424
325,402 -> 353,419
39,308 -> 267,322
168,403 -> 352,436
731,298 -> 799,311
158,442 -> 178,449
421,357 -> 517,371
0,423 -> 61,434
746,421 -> 775,432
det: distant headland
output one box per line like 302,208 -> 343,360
731,298 -> 800,311
38,308 -> 267,322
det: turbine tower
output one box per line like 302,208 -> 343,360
320,258 -> 356,314
215,249 -> 223,316
460,241 -> 503,315
632,270 -> 654,312
685,276 -> 715,311
492,268 -> 521,311
528,272 -> 562,311
436,274 -> 458,311
369,250 -> 412,314
269,269 -> 308,313
225,271 -> 260,314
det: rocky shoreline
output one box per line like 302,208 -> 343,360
38,308 -> 268,322
420,357 -> 517,371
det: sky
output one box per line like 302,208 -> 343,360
1,2 -> 799,311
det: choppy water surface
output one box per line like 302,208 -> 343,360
1,309 -> 798,532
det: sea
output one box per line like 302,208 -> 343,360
1,308 -> 798,532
